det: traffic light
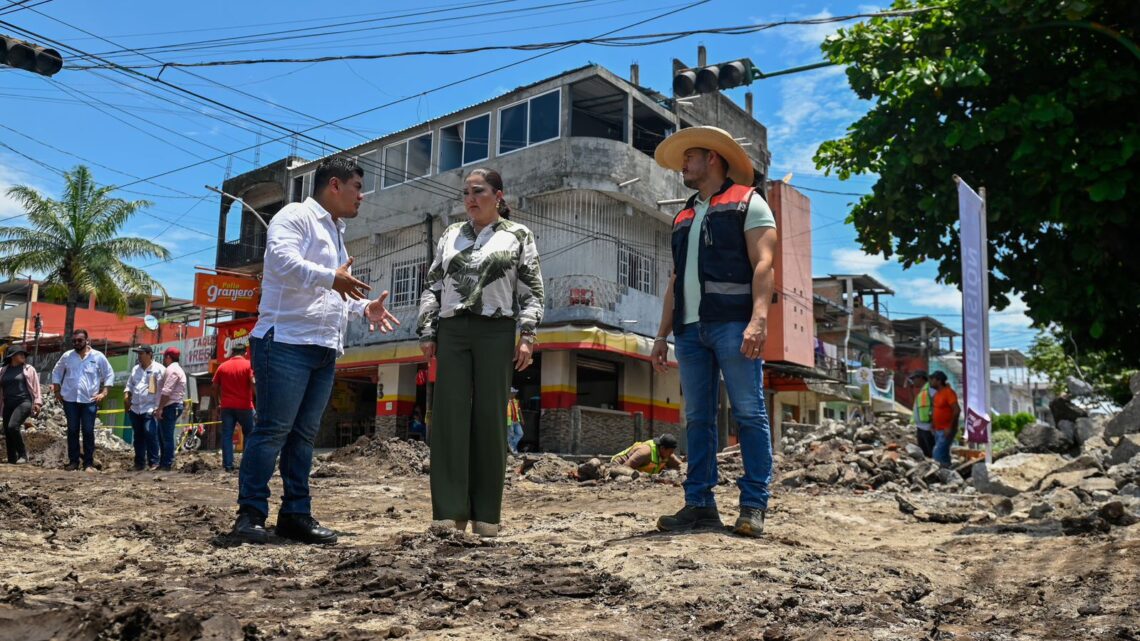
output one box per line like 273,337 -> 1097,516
673,59 -> 757,98
1,35 -> 63,76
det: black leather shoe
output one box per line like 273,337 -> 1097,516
275,513 -> 338,544
231,509 -> 268,544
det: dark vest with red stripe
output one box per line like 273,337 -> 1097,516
671,180 -> 756,335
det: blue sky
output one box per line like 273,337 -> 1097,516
0,0 -> 1037,352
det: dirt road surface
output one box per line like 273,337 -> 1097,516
1,451 -> 1138,641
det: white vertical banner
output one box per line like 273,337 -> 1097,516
956,176 -> 992,464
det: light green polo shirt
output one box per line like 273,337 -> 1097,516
681,193 -> 776,325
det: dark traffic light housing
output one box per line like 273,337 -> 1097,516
1,35 -> 63,76
674,58 -> 757,98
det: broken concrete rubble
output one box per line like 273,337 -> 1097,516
971,453 -> 1068,497
1017,423 -> 1073,454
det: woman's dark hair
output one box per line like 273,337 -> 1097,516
466,167 -> 510,219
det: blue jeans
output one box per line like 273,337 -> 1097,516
238,331 -> 337,518
675,321 -> 773,511
933,426 -> 958,468
128,410 -> 159,468
508,422 -> 523,452
220,408 -> 255,470
158,403 -> 184,468
63,401 -> 98,468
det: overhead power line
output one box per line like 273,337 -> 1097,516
68,0 -> 617,62
0,0 -> 51,17
66,9 -> 941,70
17,0 -> 712,201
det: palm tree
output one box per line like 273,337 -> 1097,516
0,165 -> 171,341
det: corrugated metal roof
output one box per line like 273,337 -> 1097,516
288,63 -> 672,170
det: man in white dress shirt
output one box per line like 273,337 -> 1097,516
232,156 -> 398,545
51,329 -> 114,472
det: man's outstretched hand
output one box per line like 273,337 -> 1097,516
332,257 -> 371,301
365,291 -> 400,333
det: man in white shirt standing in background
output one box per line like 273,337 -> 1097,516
123,345 -> 165,471
232,157 -> 398,545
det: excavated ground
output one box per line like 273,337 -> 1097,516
1,453 -> 1138,641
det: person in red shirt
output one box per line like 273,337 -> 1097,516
930,371 -> 960,468
213,343 -> 255,472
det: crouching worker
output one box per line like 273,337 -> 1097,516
610,433 -> 683,475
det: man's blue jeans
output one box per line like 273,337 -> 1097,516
220,408 -> 255,470
674,321 -> 774,511
933,426 -> 958,468
128,410 -> 158,468
238,331 -> 337,518
508,422 -> 523,453
158,403 -> 183,469
63,401 -> 98,468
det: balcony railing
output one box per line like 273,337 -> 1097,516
217,239 -> 264,270
814,351 -> 847,382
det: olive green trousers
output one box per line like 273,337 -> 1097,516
430,315 -> 514,523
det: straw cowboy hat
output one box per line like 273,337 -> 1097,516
654,126 -> 754,187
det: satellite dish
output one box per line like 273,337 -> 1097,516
143,314 -> 159,331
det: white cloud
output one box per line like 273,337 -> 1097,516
989,295 -> 1034,331
783,10 -> 842,50
893,277 -> 962,312
0,157 -> 48,223
829,247 -> 890,276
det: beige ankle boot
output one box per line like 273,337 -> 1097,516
472,521 -> 499,537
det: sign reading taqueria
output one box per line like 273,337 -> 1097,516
193,273 -> 260,312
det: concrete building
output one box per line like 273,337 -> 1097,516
214,63 -> 820,454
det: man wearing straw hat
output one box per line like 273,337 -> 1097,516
650,126 -> 777,537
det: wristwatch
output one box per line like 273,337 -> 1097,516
519,332 -> 536,345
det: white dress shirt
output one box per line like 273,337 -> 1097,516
252,197 -> 368,354
126,361 -> 165,415
51,348 -> 114,403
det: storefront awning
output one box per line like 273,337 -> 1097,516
337,324 -> 678,370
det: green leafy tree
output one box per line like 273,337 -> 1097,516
1027,329 -> 1136,405
814,0 -> 1139,367
1,165 -> 170,341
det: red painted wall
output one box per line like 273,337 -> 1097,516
29,302 -> 203,345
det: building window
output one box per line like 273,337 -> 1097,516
382,132 -> 433,189
354,266 -> 372,286
498,88 -> 561,156
359,150 -> 378,194
291,172 -> 312,203
439,113 -> 490,172
391,258 -> 426,309
618,244 -> 655,294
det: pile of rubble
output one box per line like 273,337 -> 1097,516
324,434 -> 431,476
1,384 -> 131,469
770,373 -> 1140,535
775,417 -> 971,493
510,453 -> 683,486
969,373 -> 1140,533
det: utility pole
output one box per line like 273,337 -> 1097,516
21,274 -> 32,345
32,313 -> 42,365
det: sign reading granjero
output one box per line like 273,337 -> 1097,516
193,273 -> 260,312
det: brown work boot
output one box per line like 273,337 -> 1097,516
732,507 -> 766,538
